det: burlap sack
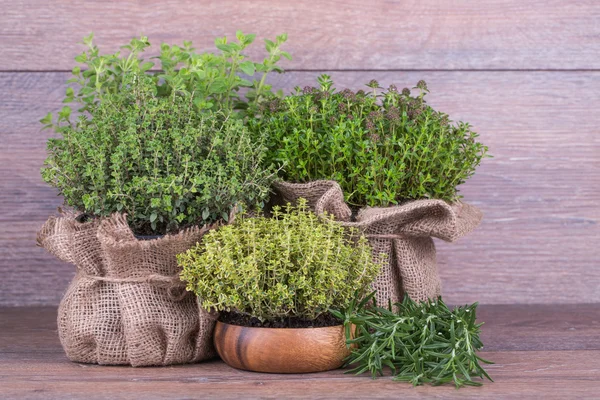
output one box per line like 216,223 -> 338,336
37,212 -> 217,367
273,181 -> 483,306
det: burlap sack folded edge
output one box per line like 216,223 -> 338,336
36,211 -> 219,367
272,180 -> 483,304
36,211 -> 100,265
97,213 -> 214,252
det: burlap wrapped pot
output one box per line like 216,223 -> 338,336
37,212 -> 217,367
273,181 -> 483,306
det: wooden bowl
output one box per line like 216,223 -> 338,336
213,321 -> 351,373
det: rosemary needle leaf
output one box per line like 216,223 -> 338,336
334,292 -> 493,388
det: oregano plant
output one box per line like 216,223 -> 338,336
156,31 -> 290,112
40,31 -> 290,127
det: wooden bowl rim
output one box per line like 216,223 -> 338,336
215,320 -> 345,333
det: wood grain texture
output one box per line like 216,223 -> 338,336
3,304 -> 598,354
2,0 -> 600,71
1,71 -> 598,306
1,306 -> 600,399
214,322 -> 349,373
3,354 -> 600,400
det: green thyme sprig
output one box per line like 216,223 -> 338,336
331,292 -> 493,388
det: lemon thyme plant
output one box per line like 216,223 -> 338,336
249,75 -> 488,207
178,199 -> 380,325
42,74 -> 276,235
331,292 -> 493,388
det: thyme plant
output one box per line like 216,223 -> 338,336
249,75 -> 488,206
178,200 -> 380,323
42,74 -> 275,234
331,292 -> 493,388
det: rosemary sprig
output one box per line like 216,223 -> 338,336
330,292 -> 493,388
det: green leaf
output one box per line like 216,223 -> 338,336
239,61 -> 255,76
140,62 -> 154,72
214,36 -> 227,46
277,33 -> 288,43
245,33 -> 256,45
39,112 -> 52,125
246,74 -> 488,206
150,213 -> 157,223
208,79 -> 228,94
82,32 -> 94,46
216,43 -> 232,53
58,106 -> 71,121
334,292 -> 492,388
264,39 -> 275,52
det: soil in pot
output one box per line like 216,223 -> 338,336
214,312 -> 350,374
218,311 -> 341,328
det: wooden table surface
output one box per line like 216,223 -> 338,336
2,305 -> 599,399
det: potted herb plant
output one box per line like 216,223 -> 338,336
36,33 -> 288,366
248,75 -> 488,306
177,200 -> 380,373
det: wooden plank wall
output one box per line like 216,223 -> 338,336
0,1 -> 598,306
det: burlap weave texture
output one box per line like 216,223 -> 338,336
37,213 -> 216,367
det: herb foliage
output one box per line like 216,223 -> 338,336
40,31 -> 289,128
178,200 -> 380,323
331,292 -> 493,388
157,31 -> 290,113
249,75 -> 488,206
42,74 -> 275,234
40,32 -> 287,234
